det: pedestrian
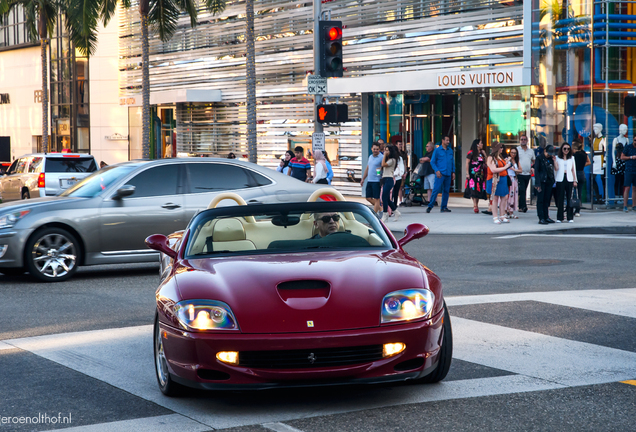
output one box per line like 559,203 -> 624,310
554,142 -> 578,223
312,150 -> 329,184
288,146 -> 312,182
276,150 -> 294,175
392,140 -> 406,208
506,147 -> 522,219
380,144 -> 401,222
612,141 -> 626,201
420,141 -> 436,206
377,138 -> 385,154
534,145 -> 557,224
227,152 -> 237,159
516,135 -> 534,213
463,138 -> 487,213
485,142 -> 511,224
323,151 -> 334,185
426,135 -> 455,213
620,135 -> 636,211
99,161 -> 108,169
360,142 -> 383,215
572,139 -> 590,216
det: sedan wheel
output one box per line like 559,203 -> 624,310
418,302 -> 453,383
26,228 -> 79,282
154,313 -> 183,396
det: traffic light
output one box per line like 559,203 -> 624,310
317,104 -> 348,124
319,21 -> 343,78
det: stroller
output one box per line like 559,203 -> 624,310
402,170 -> 428,207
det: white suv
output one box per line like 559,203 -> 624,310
0,153 -> 97,202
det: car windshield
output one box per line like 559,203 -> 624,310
59,165 -> 137,198
185,202 -> 392,257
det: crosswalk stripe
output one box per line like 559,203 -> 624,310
263,422 -> 307,432
453,317 -> 636,387
3,287 -> 634,430
0,341 -> 16,350
40,414 -> 209,432
446,288 -> 636,319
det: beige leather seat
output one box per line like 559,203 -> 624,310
209,218 -> 256,252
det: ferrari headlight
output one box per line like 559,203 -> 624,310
174,300 -> 239,331
381,289 -> 435,323
0,210 -> 31,229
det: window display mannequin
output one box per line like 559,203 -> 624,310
611,124 -> 628,201
591,123 -> 606,202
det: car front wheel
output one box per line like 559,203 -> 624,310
154,313 -> 184,396
418,302 -> 453,383
25,227 -> 79,282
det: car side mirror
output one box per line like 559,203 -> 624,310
397,223 -> 429,248
113,185 -> 136,200
145,234 -> 177,259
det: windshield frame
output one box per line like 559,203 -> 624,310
184,202 -> 394,258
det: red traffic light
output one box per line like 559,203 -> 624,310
327,27 -> 342,41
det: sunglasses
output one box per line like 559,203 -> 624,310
563,147 -> 570,151
319,214 -> 340,223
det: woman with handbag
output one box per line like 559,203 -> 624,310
486,142 -> 512,224
554,142 -> 578,223
506,147 -> 523,219
463,138 -> 488,213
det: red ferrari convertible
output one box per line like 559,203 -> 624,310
146,190 -> 452,395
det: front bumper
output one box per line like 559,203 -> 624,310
0,229 -> 28,268
159,308 -> 445,390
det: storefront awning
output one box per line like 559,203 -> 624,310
150,89 -> 222,105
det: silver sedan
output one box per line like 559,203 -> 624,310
0,158 -> 326,282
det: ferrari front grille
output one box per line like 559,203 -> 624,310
238,345 -> 384,369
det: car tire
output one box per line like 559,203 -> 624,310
418,302 -> 453,383
0,268 -> 25,276
21,190 -> 30,200
25,227 -> 79,283
154,313 -> 184,397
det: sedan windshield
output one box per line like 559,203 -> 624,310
185,203 -> 392,257
59,165 -> 137,198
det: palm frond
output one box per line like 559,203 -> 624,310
99,0 -> 118,26
174,0 -> 197,27
65,0 -> 100,55
148,0 -> 180,42
204,0 -> 225,16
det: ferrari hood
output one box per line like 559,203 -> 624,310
176,251 -> 428,333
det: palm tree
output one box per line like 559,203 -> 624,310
245,0 -> 256,163
120,0 -> 226,159
0,0 -> 58,152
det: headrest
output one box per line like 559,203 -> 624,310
213,218 -> 246,242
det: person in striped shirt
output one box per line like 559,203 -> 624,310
288,146 -> 312,182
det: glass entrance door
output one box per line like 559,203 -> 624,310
159,107 -> 176,158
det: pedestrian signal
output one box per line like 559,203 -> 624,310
316,104 -> 348,124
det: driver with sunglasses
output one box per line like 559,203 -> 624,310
311,213 -> 341,238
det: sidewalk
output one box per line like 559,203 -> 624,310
344,195 -> 636,235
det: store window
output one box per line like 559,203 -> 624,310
0,6 -> 36,49
49,15 -> 90,153
373,93 -> 403,144
488,87 -> 531,151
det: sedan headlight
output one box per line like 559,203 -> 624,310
174,300 -> 239,331
381,289 -> 435,323
0,210 -> 31,229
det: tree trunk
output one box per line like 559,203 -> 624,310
140,0 -> 151,159
245,0 -> 256,163
41,38 -> 49,153
39,12 -> 49,153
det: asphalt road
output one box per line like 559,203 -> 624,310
0,235 -> 634,432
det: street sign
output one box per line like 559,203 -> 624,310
307,75 -> 328,95
312,132 -> 325,152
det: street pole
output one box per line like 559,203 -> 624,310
590,0 -> 595,210
314,0 -> 323,137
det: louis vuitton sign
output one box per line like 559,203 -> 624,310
436,69 -> 519,89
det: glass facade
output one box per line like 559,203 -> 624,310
531,0 -> 634,205
0,6 -> 36,50
50,15 -> 90,153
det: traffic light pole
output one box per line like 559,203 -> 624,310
313,0 -> 323,135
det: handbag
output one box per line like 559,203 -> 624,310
569,188 -> 581,209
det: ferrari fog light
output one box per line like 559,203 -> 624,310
216,351 -> 239,365
383,343 -> 406,357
